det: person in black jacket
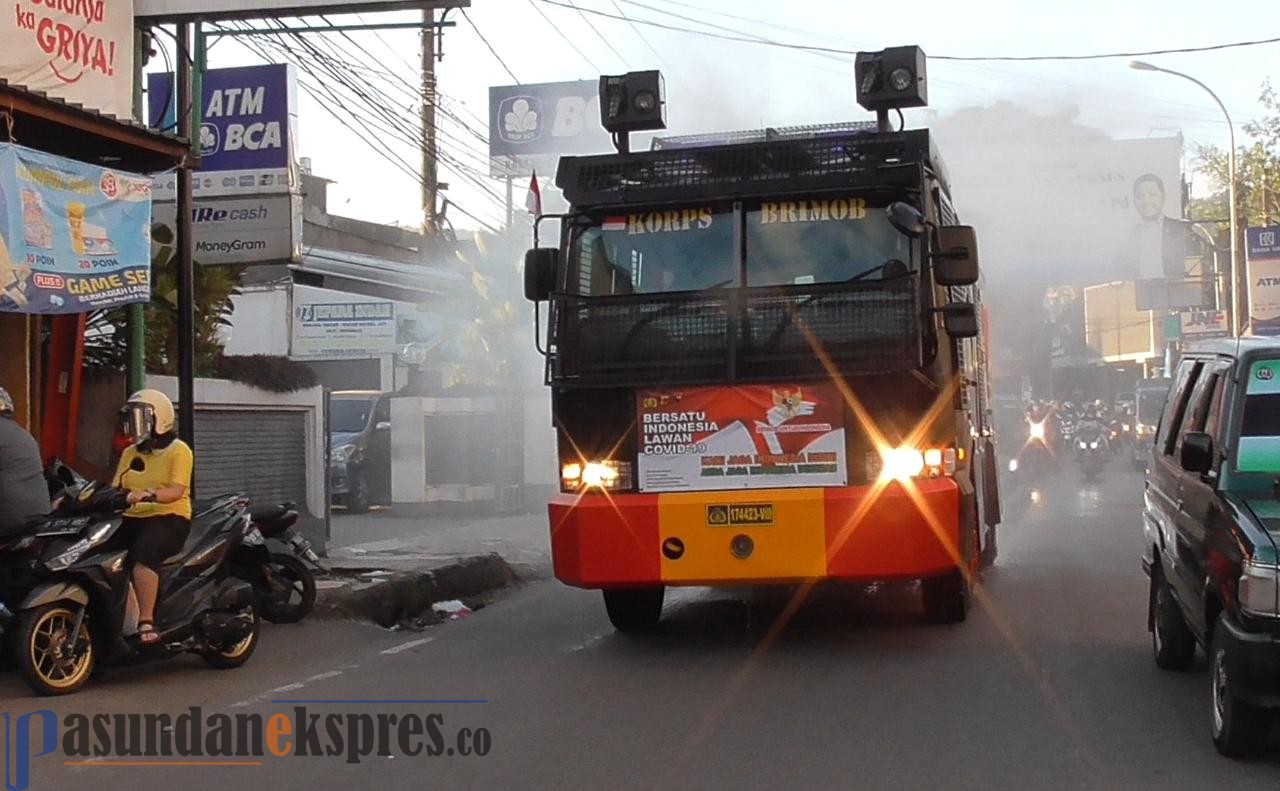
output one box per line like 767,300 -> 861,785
0,387 -> 49,534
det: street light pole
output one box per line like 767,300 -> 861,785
1130,60 -> 1240,336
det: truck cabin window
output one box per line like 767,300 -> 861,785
746,197 -> 913,287
571,207 -> 735,296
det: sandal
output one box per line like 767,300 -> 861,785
138,621 -> 159,646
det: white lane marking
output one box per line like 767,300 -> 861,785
231,670 -> 347,707
568,631 -> 610,653
271,682 -> 305,693
381,637 -> 434,655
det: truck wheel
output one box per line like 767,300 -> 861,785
1211,615 -> 1270,757
1151,570 -> 1195,671
603,588 -> 664,632
922,570 -> 969,624
345,474 -> 370,514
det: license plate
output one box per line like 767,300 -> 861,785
706,503 -> 775,526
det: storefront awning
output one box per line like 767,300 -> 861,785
0,79 -> 191,173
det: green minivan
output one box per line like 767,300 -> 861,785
1143,338 -> 1280,757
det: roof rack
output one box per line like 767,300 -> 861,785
651,121 -> 879,151
557,128 -> 942,208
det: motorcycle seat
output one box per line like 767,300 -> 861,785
250,504 -> 290,524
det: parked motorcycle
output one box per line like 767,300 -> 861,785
235,502 -> 321,624
9,472 -> 260,696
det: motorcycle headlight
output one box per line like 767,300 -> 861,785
1090,441 -> 1099,449
1028,421 -> 1046,441
1078,441 -> 1088,449
46,519 -> 118,571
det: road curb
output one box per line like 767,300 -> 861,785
313,553 -> 518,628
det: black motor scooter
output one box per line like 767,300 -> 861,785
234,502 -> 322,624
10,476 -> 261,696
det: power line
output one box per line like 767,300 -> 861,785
526,0 -> 602,73
565,0 -> 632,69
461,9 -> 521,84
609,0 -> 678,76
541,1 -> 1280,62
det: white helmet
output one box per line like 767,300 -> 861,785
121,389 -> 176,448
0,386 -> 12,417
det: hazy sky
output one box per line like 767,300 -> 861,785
182,0 -> 1275,233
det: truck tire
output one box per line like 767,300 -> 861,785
922,570 -> 969,624
1151,569 -> 1195,671
1211,614 -> 1270,757
603,588 -> 664,632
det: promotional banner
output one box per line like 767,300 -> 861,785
636,384 -> 847,493
1083,280 -> 1157,363
290,284 -> 396,359
1247,226 -> 1280,336
1,0 -> 134,117
152,194 -> 302,265
489,81 -> 612,177
0,143 -> 152,314
148,65 -> 298,198
1237,359 -> 1280,473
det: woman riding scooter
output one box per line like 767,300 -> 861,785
112,389 -> 193,646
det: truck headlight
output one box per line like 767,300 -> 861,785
1240,560 -> 1280,618
561,460 -> 633,492
870,446 -> 957,482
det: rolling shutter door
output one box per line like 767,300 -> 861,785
193,410 -> 308,507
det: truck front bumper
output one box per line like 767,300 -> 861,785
548,478 -> 963,589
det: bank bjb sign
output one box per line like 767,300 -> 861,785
489,80 -> 612,177
148,64 -> 298,199
0,0 -> 134,117
1248,226 -> 1280,336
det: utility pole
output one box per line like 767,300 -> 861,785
421,8 -> 438,234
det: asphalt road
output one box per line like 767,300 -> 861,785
6,461 -> 1280,790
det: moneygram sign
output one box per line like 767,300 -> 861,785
488,81 -> 612,177
148,64 -> 298,199
152,194 -> 302,265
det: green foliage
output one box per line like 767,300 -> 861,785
84,222 -> 243,376
1191,81 -> 1280,234
214,354 -> 318,392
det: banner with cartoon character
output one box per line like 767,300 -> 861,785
0,143 -> 152,315
636,384 -> 847,492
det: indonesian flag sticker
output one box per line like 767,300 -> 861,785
602,216 -> 627,232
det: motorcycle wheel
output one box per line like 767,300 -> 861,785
13,604 -> 95,696
203,604 -> 261,669
261,553 -> 317,624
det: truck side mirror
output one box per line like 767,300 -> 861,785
932,225 -> 979,286
1180,432 -> 1213,474
939,302 -> 979,338
524,248 -> 560,302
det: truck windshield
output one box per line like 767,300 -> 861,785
745,197 -> 912,286
570,206 -> 735,296
331,399 -> 373,434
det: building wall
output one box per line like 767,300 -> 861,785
222,286 -> 290,357
0,314 -> 31,429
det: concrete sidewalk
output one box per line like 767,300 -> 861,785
325,509 -> 552,578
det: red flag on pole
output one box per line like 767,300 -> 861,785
526,170 -> 542,217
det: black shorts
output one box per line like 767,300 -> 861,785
121,515 -> 191,570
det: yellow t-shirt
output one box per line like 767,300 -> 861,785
113,440 -> 194,520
